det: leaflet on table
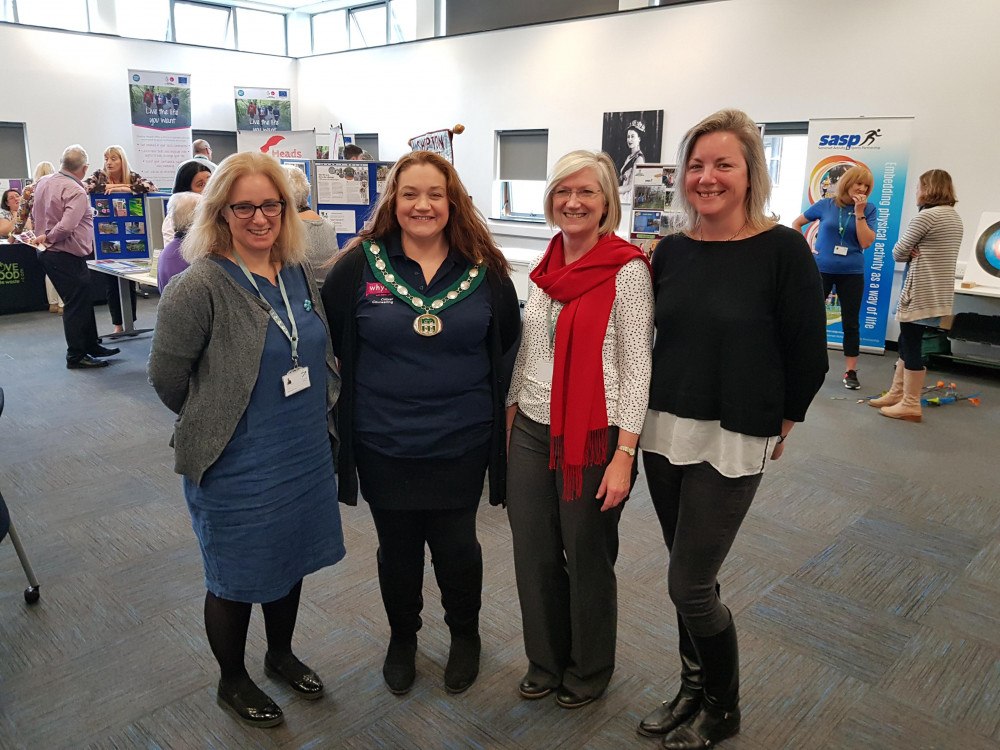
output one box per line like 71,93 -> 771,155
11,230 -> 37,245
92,260 -> 149,272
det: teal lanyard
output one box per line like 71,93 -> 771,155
232,250 -> 300,367
837,207 -> 856,240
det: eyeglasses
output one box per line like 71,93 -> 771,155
229,200 -> 285,219
553,188 -> 603,201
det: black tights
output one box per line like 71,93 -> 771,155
204,580 -> 302,684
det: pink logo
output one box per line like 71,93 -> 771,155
366,282 -> 390,296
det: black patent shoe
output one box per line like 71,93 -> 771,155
264,651 -> 324,700
216,678 -> 284,728
89,345 -> 120,358
66,354 -> 109,369
661,704 -> 740,749
444,634 -> 481,694
518,678 -> 554,700
637,687 -> 702,737
383,636 -> 417,695
555,686 -> 596,709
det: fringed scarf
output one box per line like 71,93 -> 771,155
530,232 -> 650,499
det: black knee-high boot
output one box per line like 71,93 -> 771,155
638,610 -> 703,736
378,550 -> 422,694
434,546 -> 483,693
661,619 -> 740,750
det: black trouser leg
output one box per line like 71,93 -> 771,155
823,272 -> 864,357
204,590 -> 252,683
427,507 -> 482,638
105,275 -> 137,326
370,507 -> 426,639
40,251 -> 99,361
261,579 -> 302,656
897,321 -> 926,370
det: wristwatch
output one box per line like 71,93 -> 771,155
616,445 -> 636,457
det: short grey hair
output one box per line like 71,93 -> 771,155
61,145 -> 89,172
193,139 -> 211,156
167,191 -> 201,235
543,150 -> 622,236
284,165 -> 311,210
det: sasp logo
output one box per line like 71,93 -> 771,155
819,134 -> 862,149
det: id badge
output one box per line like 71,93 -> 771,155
282,366 -> 311,397
534,359 -> 554,384
833,244 -> 849,256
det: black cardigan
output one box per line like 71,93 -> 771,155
321,243 -> 521,506
648,225 -> 828,437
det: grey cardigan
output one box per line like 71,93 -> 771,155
148,256 -> 341,485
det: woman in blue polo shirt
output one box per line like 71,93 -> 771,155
321,151 -> 521,698
793,165 -> 876,390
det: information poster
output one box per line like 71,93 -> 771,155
236,129 -> 316,161
628,164 -> 679,258
235,87 -> 291,132
803,117 -> 913,353
128,69 -> 192,190
315,162 -> 370,206
320,209 -> 358,234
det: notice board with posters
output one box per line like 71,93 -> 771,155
310,160 -> 394,249
91,193 -> 156,260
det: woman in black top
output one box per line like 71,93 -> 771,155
635,109 -> 827,749
321,151 -> 520,697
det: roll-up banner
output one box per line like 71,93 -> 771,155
129,70 -> 192,190
235,87 -> 291,132
803,117 -> 913,353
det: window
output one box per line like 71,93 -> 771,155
760,122 -> 809,227
236,8 -> 286,55
389,0 -> 416,43
15,0 -> 88,32
350,3 -> 386,49
495,130 -> 548,221
312,9 -> 348,54
174,1 -> 234,48
0,122 -> 28,177
114,0 -> 170,42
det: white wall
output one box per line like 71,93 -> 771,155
0,24 -> 296,178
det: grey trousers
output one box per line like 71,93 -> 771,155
506,411 -> 635,698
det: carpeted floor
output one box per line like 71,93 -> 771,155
1,295 -> 999,749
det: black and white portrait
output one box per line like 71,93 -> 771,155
602,110 -> 664,202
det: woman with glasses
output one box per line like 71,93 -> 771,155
321,151 -> 520,697
636,110 -> 827,749
505,150 -> 653,709
149,152 -> 345,729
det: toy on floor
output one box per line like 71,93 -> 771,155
920,380 -> 981,407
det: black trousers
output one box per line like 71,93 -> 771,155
368,505 -> 482,639
506,411 -> 633,698
897,321 -> 926,370
643,452 -> 761,637
105,275 -> 137,326
39,250 -> 100,361
822,272 -> 864,357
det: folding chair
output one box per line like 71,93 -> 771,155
0,388 -> 41,604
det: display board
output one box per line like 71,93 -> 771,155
627,163 -> 681,258
91,193 -> 156,260
311,160 -> 393,249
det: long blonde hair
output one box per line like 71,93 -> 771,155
104,145 -> 130,183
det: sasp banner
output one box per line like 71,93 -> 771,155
129,70 -> 192,190
235,87 -> 291,132
236,129 -> 315,160
802,117 -> 912,353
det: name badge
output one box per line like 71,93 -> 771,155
283,366 -> 311,397
833,245 -> 849,256
534,359 -> 554,384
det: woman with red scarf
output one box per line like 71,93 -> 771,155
505,150 -> 653,709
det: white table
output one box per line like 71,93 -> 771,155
86,260 -> 156,339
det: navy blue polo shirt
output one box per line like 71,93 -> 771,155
354,232 -> 493,459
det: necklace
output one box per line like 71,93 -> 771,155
363,240 -> 486,336
699,219 -> 748,242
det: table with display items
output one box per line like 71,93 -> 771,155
85,260 -> 157,338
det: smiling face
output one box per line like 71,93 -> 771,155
552,167 -> 606,244
684,131 -> 749,224
394,162 -> 450,246
190,170 -> 210,194
626,128 -> 641,151
104,151 -> 124,182
224,173 -> 282,259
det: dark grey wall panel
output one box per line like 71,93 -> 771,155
446,0 -> 618,36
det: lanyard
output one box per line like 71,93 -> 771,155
546,296 -> 559,353
58,170 -> 84,188
837,207 -> 857,239
232,250 -> 300,367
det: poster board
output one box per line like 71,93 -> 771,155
627,163 -> 681,258
91,193 -> 155,260
312,160 -> 394,249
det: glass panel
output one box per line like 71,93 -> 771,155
115,0 -> 169,41
766,134 -> 809,228
350,4 -> 386,49
16,0 -> 88,31
174,1 -> 233,49
311,9 -> 348,54
504,180 -> 546,218
236,8 -> 286,55
388,0 -> 416,43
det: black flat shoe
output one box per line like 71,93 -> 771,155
383,636 -> 417,695
216,678 -> 283,728
444,634 -> 481,694
518,679 -> 554,700
89,345 -> 120,358
264,651 -> 324,700
555,686 -> 596,709
66,355 -> 109,369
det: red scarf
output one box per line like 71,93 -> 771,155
530,232 -> 651,499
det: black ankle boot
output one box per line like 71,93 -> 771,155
638,612 -> 703,736
444,633 -> 481,693
383,635 -> 418,695
661,619 -> 740,750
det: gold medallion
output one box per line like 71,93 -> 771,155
413,313 -> 442,337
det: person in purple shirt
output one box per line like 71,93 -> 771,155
157,191 -> 199,293
32,144 -> 119,368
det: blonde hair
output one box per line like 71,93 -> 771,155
181,151 -> 305,265
672,109 -> 776,234
104,145 -> 130,183
543,150 -> 622,236
33,161 -> 55,181
833,165 -> 873,208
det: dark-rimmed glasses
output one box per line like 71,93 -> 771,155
229,200 -> 285,219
